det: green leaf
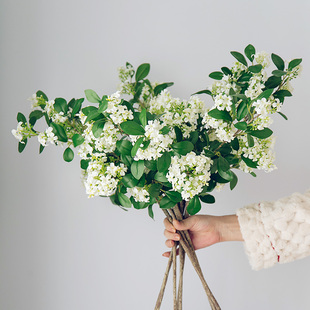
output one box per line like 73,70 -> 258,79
190,131 -> 199,145
272,70 -> 287,77
17,112 -> 27,124
148,183 -> 162,198
80,159 -> 90,170
116,139 -> 133,156
237,101 -> 248,121
244,44 -> 256,62
218,155 -> 230,172
29,110 -> 43,126
135,63 -> 150,82
36,90 -> 48,101
92,119 -> 106,138
144,160 -> 157,171
241,155 -> 258,168
160,126 -> 170,135
85,109 -> 101,123
120,121 -> 145,135
39,144 -> 45,154
192,89 -> 212,96
248,64 -> 262,73
118,192 -> 132,208
121,154 -> 133,167
288,58 -> 302,70
98,96 -> 108,113
230,171 -> 238,190
271,53 -> 285,71
221,67 -> 232,75
274,90 -> 292,98
54,98 -> 68,114
187,196 -> 201,215
154,171 -> 168,183
157,152 -> 171,173
63,147 -> 74,162
154,82 -> 174,96
174,126 -> 183,142
231,137 -> 239,151
165,191 -> 182,203
18,139 -> 27,153
256,88 -> 274,101
277,111 -> 288,120
209,71 -> 224,80
84,89 -> 101,103
148,205 -> 154,220
208,108 -> 232,122
238,72 -> 252,83
71,98 -> 83,116
50,122 -> 68,142
234,121 -> 247,130
171,141 -> 194,156
247,134 -> 255,147
131,137 -> 144,157
248,128 -> 273,139
139,109 -> 147,127
218,168 -> 233,182
231,51 -> 247,66
131,160 -> 144,180
72,134 -> 85,147
265,76 -> 282,89
159,196 -> 176,209
199,194 -> 215,204
250,172 -> 257,177
122,174 -> 139,188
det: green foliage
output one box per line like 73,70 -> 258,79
187,196 -> 201,215
271,53 -> 285,71
63,147 -> 74,162
208,108 -> 232,122
131,160 -> 144,180
230,51 -> 247,66
209,71 -> 223,80
72,134 -> 85,147
135,63 -> 150,82
171,141 -> 194,155
120,120 -> 145,135
244,44 -> 255,62
85,89 -> 101,103
157,152 -> 171,173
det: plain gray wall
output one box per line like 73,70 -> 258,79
1,0 -> 310,309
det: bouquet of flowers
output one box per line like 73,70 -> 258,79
12,44 -> 302,309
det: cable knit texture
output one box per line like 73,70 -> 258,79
236,190 -> 310,270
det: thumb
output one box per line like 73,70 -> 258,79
173,216 -> 197,231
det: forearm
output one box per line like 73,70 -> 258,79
218,215 -> 244,243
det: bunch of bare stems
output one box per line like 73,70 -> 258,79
154,201 -> 221,310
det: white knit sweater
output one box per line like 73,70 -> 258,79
236,190 -> 310,270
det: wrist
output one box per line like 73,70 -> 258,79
218,214 -> 244,242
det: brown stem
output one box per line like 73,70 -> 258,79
154,252 -> 173,310
173,245 -> 177,310
177,244 -> 185,310
164,205 -> 221,310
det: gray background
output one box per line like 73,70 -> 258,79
1,0 -> 310,309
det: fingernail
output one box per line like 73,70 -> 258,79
174,234 -> 180,241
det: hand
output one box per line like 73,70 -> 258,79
162,214 -> 243,257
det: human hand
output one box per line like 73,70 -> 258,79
162,214 -> 243,257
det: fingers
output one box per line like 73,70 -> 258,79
163,217 -> 176,233
173,216 -> 197,231
164,229 -> 180,242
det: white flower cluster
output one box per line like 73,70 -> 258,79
236,135 -> 276,173
43,99 -> 68,124
78,120 -> 120,159
132,119 -> 173,160
11,122 -> 26,142
202,112 -> 237,143
83,158 -> 127,197
38,127 -> 58,146
148,90 -> 206,138
127,186 -> 150,203
106,92 -> 134,124
167,152 -> 213,201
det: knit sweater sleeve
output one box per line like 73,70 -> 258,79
236,190 -> 310,270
